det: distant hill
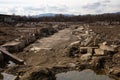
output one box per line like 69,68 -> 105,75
34,13 -> 73,17
115,12 -> 120,14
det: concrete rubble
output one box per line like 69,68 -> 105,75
65,24 -> 120,79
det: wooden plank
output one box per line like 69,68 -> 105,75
0,47 -> 24,65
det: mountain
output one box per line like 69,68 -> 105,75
115,12 -> 120,14
36,13 -> 56,17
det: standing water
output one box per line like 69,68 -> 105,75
56,69 -> 114,80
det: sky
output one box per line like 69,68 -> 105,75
0,0 -> 120,15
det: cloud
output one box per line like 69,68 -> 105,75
82,0 -> 111,14
0,5 -> 69,15
82,2 -> 102,9
0,0 -> 119,15
82,0 -> 110,10
25,7 -> 45,11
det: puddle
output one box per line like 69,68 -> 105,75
56,69 -> 114,80
0,73 -> 17,80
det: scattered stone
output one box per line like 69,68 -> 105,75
69,41 -> 80,47
102,42 -> 107,45
109,67 -> 120,77
90,56 -> 106,69
110,45 -> 118,49
80,53 -> 92,61
84,36 -> 93,46
67,41 -> 80,57
94,49 -> 107,56
67,63 -> 76,68
112,52 -> 120,64
99,44 -> 115,52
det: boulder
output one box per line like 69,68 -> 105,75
80,53 -> 92,61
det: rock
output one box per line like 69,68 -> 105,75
67,63 -> 76,68
90,56 -> 106,69
80,53 -> 92,61
109,67 -> 120,77
84,36 -> 93,46
85,31 -> 89,35
28,68 -> 55,80
99,44 -> 115,52
80,48 -> 87,54
80,47 -> 95,54
67,41 -> 80,57
94,49 -> 107,56
87,48 -> 93,54
110,45 -> 118,49
69,41 -> 80,47
112,52 -> 120,64
102,42 -> 107,45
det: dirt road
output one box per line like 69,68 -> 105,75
30,28 -> 72,51
16,27 -> 78,67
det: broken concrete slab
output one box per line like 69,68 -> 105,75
2,41 -> 25,52
99,44 -> 115,52
0,47 -> 24,65
94,49 -> 107,56
80,53 -> 92,61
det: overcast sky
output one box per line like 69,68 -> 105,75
0,0 -> 120,15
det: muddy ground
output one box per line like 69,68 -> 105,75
0,22 -> 120,80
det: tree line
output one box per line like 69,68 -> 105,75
0,13 -> 120,23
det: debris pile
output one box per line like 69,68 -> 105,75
66,24 -> 120,79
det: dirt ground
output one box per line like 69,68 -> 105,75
0,22 -> 120,80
